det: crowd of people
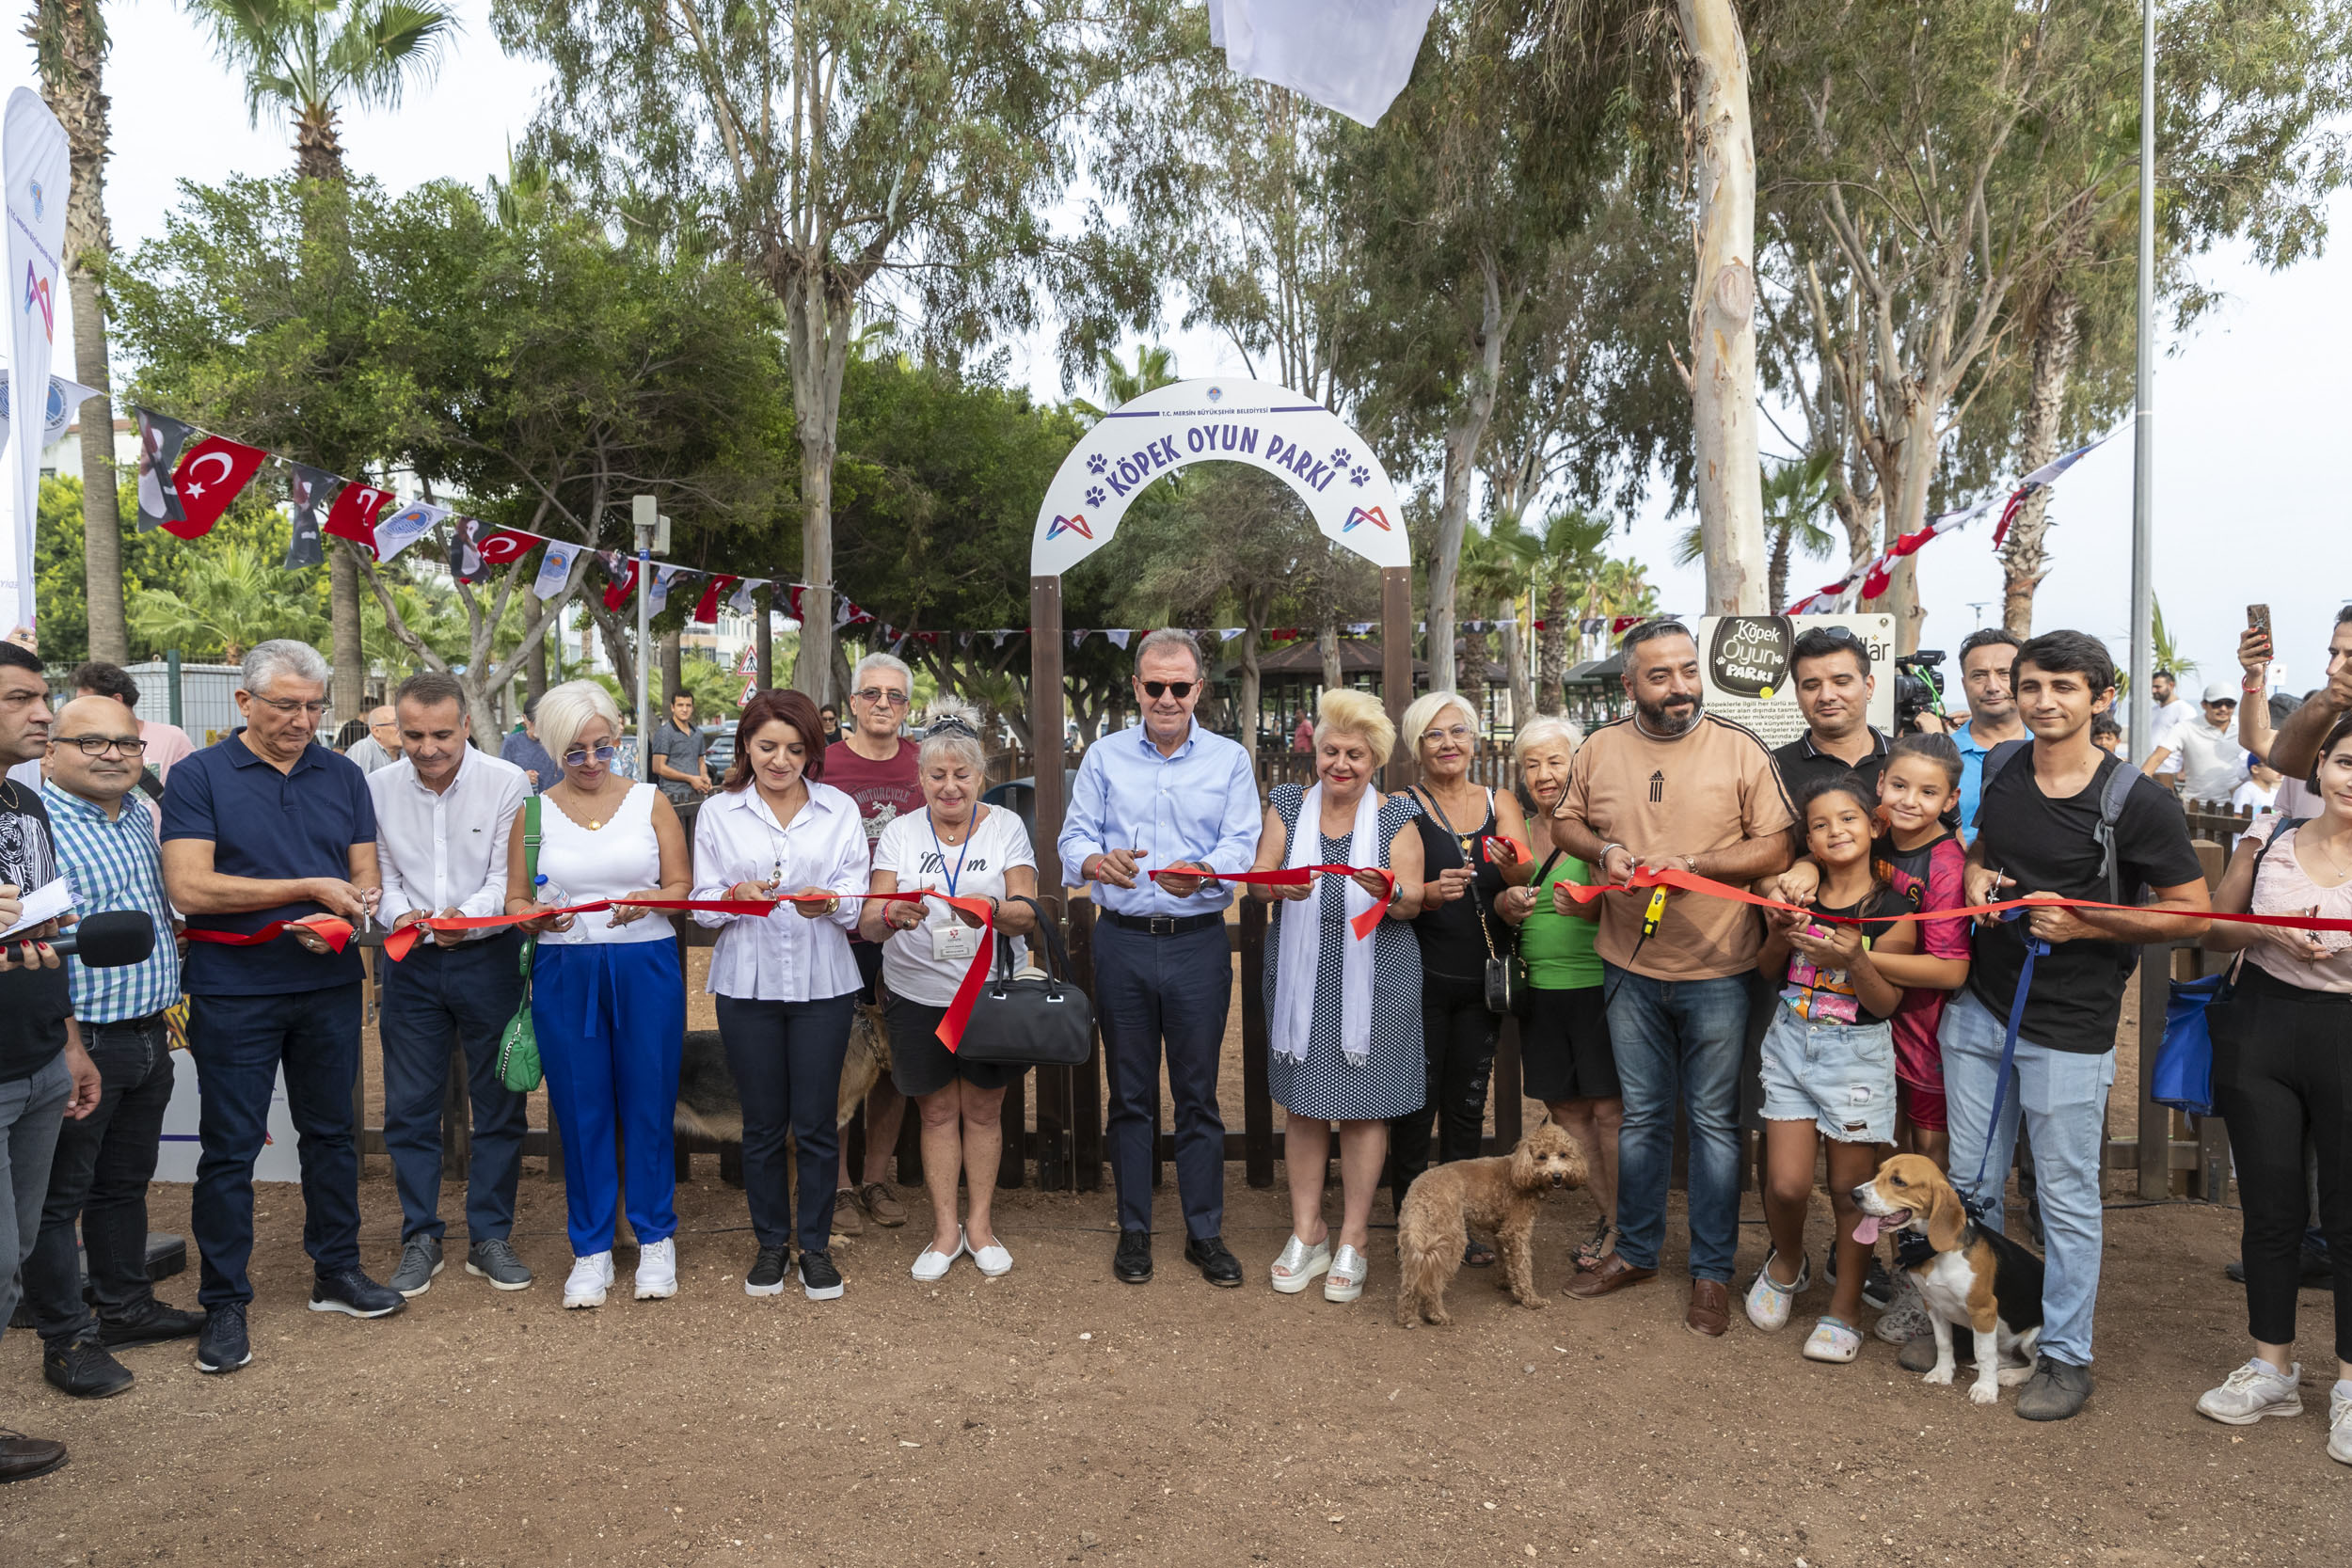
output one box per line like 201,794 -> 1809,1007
1,610 -> 2347,1484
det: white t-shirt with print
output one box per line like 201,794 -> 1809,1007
871,803 -> 1036,1006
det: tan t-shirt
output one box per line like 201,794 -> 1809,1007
1555,712 -> 1795,980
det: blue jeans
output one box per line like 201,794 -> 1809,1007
379,932 -> 530,1246
1940,987 -> 2116,1366
1094,919 -> 1230,1239
1603,964 -> 1750,1281
188,984 -> 366,1309
0,1053 -> 72,1354
25,1013 -> 176,1345
533,942 -> 685,1255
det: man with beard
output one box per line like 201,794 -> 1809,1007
1943,629 -> 2026,840
1549,620 -> 1795,1336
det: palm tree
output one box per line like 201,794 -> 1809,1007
1529,509 -> 1611,716
1457,517 -> 1539,728
1072,343 -> 1179,424
1675,453 -> 1836,612
130,542 -> 329,661
186,0 -> 458,719
30,0 -> 130,662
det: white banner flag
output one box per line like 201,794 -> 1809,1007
728,576 -> 764,615
3,88 -> 70,638
648,564 -> 686,614
371,499 -> 449,564
533,539 -> 581,600
0,369 -> 97,461
1106,629 -> 1132,650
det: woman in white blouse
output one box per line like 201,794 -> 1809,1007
858,704 -> 1039,1282
691,689 -> 871,1302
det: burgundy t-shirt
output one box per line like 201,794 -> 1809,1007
824,738 -> 922,858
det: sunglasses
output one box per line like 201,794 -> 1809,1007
925,715 -> 980,739
853,688 -> 911,707
563,742 -> 619,768
1140,680 -> 1197,700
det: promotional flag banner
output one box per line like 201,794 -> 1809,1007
1214,0 -> 1436,127
133,407 -> 194,532
450,517 -> 542,583
323,480 -> 396,552
368,499 -> 450,564
648,564 -> 686,614
163,434 -> 270,540
691,573 -> 739,624
285,465 -> 333,568
728,577 -> 764,615
0,369 -> 99,460
533,539 -> 582,600
3,88 -> 70,636
1106,629 -> 1132,650
599,551 -> 636,610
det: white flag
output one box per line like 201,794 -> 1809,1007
0,370 -> 99,461
1217,626 -> 1244,641
648,565 -> 686,614
1217,0 -> 1435,128
728,577 -> 764,615
371,499 -> 449,564
3,88 -> 70,638
1107,629 -> 1133,650
533,540 -> 581,600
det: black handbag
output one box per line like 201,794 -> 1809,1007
953,895 -> 1097,1069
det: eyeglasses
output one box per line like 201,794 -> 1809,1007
1140,680 -> 1197,700
57,735 -> 147,757
562,743 -> 619,768
1421,724 -> 1475,746
248,694 -> 329,716
853,688 -> 911,707
925,715 -> 979,739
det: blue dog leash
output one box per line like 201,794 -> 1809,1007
1963,899 -> 2048,1226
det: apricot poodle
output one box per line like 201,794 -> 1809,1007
1394,1119 -> 1586,1327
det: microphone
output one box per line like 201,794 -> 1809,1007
8,910 -> 157,969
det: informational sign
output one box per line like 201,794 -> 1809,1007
156,1052 -> 305,1184
1031,376 -> 1408,577
1696,613 -> 1897,748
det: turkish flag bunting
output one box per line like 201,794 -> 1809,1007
323,481 -> 398,552
450,518 -> 543,583
164,436 -> 270,540
1889,526 -> 1935,558
600,552 -> 639,611
691,575 -> 739,625
1859,558 -> 1895,601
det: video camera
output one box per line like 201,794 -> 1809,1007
1894,650 -> 1947,735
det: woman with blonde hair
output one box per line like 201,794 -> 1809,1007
503,680 -> 691,1309
1249,688 -> 1426,1302
1390,690 -> 1534,1261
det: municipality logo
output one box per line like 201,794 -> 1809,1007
1205,386 -> 1223,404
27,181 -> 41,220
1343,505 -> 1391,532
1047,513 -> 1092,541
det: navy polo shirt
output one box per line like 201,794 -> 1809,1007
161,729 -> 378,996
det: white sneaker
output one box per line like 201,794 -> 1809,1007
2195,1357 -> 2302,1425
971,1236 -> 1012,1277
634,1237 -> 678,1300
2328,1386 -> 2352,1465
913,1227 -> 966,1283
562,1251 -> 614,1309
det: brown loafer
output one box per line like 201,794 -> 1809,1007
1565,1251 -> 1657,1300
1686,1278 -> 1732,1338
858,1181 -> 909,1228
831,1190 -> 866,1237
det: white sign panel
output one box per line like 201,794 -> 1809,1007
1030,376 -> 1408,577
155,1051 -> 306,1184
2,87 -> 70,638
1696,614 -> 1898,749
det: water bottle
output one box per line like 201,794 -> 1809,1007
535,872 -> 570,909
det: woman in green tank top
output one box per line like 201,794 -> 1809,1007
1498,717 -> 1623,1273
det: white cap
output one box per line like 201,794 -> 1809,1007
2201,681 -> 2238,704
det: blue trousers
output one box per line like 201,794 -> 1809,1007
188,984 -> 366,1309
1093,919 -> 1229,1239
379,931 -> 530,1245
1602,965 -> 1750,1282
533,942 -> 685,1255
1941,987 -> 2116,1366
715,993 -> 855,1252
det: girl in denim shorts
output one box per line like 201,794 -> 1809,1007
1744,773 -> 1918,1363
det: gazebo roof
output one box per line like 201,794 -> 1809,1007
1241,638 -> 1503,683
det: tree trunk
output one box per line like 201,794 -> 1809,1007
586,594 -> 637,698
1999,277 -> 2080,637
659,628 -> 682,703
524,594 -> 549,704
1318,617 -> 1342,694
755,585 -> 774,688
1500,615 -> 1530,730
1860,399 -> 1938,652
1425,256 -> 1518,694
1678,0 -> 1768,614
328,542 -> 366,722
1536,578 -> 1569,717
44,0 -> 125,662
784,267 -> 855,706
1766,522 -> 1791,615
1460,627 -> 1489,727
1238,589 -> 1270,758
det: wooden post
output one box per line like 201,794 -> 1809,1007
1031,577 -> 1067,870
2136,950 -> 2169,1198
1068,895 -> 1104,1191
1381,566 -> 1416,792
1240,897 -> 1273,1188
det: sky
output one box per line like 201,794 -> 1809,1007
20,0 -> 2352,697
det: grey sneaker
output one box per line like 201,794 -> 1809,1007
2328,1385 -> 2351,1466
2015,1354 -> 2094,1421
1873,1269 -> 1932,1345
464,1238 -> 533,1291
2195,1357 -> 2302,1425
389,1236 -> 444,1298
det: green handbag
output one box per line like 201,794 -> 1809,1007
496,797 -> 544,1094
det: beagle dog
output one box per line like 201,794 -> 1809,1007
1851,1153 -> 2044,1405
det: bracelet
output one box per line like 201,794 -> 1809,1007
1600,842 -> 1627,863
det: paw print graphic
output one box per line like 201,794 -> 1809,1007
1086,486 -> 1106,508
1329,447 -> 1352,468
1087,453 -> 1107,475
1349,466 -> 1371,487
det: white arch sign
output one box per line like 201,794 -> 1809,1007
1029,376 -> 1410,576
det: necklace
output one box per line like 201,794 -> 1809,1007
2302,821 -> 2352,883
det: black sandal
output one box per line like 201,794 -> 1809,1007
1462,1238 -> 1497,1268
1572,1217 -> 1616,1273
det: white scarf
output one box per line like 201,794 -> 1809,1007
1273,782 -> 1378,1067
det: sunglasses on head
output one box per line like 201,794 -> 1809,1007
925,715 -> 979,739
1140,680 -> 1196,700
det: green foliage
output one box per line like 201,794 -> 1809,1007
187,0 -> 459,173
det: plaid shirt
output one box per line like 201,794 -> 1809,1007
42,783 -> 180,1023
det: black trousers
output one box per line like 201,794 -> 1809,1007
1391,972 -> 1499,1198
24,1013 -> 176,1346
715,993 -> 856,1254
2213,966 -> 2352,1359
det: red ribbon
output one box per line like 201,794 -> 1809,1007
1148,866 -> 1395,940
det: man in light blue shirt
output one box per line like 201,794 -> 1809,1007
1058,629 -> 1261,1289
1947,627 -> 2026,840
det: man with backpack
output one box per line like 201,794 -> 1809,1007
1938,630 -> 2210,1420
